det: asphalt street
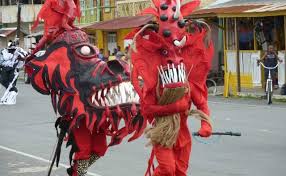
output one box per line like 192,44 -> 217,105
0,83 -> 286,176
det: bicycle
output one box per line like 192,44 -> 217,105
206,70 -> 224,96
206,78 -> 217,95
257,61 -> 279,104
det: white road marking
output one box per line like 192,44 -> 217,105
0,145 -> 102,176
258,129 -> 273,133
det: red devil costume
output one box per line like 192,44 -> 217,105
30,0 -> 81,56
128,0 -> 214,175
26,1 -> 146,176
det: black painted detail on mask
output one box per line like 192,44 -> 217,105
160,14 -> 168,21
163,29 -> 172,37
160,4 -> 168,10
178,20 -> 186,28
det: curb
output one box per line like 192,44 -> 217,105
237,92 -> 286,101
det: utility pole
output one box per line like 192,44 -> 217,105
16,0 -> 22,39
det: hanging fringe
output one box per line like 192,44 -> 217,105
48,116 -> 70,176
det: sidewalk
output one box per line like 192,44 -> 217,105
238,87 -> 286,101
214,86 -> 286,101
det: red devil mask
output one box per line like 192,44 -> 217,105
128,0 -> 213,119
142,0 -> 200,47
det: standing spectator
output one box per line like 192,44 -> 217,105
116,46 -> 124,59
112,48 -> 118,56
98,49 -> 105,61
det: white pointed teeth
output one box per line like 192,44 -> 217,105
103,88 -> 107,97
98,90 -> 102,101
91,93 -> 99,106
90,82 -> 140,107
158,63 -> 186,86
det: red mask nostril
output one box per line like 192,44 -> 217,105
167,60 -> 173,65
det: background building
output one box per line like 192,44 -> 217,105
0,0 -> 99,49
193,0 -> 286,95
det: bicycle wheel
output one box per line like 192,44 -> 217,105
206,79 -> 217,96
267,82 -> 272,105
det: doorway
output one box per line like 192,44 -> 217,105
107,32 -> 117,56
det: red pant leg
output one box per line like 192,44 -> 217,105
72,125 -> 92,160
174,142 -> 192,176
153,145 -> 176,176
91,130 -> 108,157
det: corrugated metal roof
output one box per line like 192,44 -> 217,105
193,0 -> 286,17
193,5 -> 264,15
207,0 -> 284,8
0,28 -> 16,37
84,15 -> 153,30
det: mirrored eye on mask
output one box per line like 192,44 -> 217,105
74,44 -> 97,59
161,49 -> 169,56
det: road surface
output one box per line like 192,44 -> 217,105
0,83 -> 285,176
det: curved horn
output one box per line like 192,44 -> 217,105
174,36 -> 186,47
173,0 -> 181,19
196,19 -> 211,32
195,20 -> 212,47
131,24 -> 157,53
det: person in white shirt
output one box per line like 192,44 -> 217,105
0,39 -> 28,105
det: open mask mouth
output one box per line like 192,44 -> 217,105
88,81 -> 140,109
158,63 -> 187,88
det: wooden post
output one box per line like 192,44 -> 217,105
253,17 -> 257,50
1,0 -> 6,6
223,18 -> 229,97
284,16 -> 286,85
224,18 -> 228,72
16,0 -> 22,39
235,18 -> 241,92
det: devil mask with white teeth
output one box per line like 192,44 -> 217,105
128,0 -> 214,118
26,30 -> 145,161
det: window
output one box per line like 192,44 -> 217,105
89,0 -> 94,15
80,0 -> 86,16
104,0 -> 111,13
34,0 -> 43,4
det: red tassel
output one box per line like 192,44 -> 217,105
145,149 -> 155,176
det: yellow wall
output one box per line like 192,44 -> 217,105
96,30 -> 104,49
117,28 -> 132,50
102,0 -> 115,21
89,28 -> 132,55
